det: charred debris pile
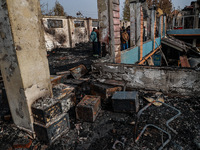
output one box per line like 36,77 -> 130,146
0,42 -> 199,150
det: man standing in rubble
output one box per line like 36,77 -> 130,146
90,28 -> 98,56
122,28 -> 129,50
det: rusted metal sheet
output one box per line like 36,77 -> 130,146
53,83 -> 76,113
32,98 -> 62,125
180,56 -> 191,67
76,95 -> 101,122
34,113 -> 70,144
112,91 -> 139,112
90,82 -> 122,101
69,64 -> 88,79
51,75 -> 64,87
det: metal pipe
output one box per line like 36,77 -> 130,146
134,100 -> 181,138
135,124 -> 171,150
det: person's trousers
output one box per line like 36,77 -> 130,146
122,42 -> 128,50
93,42 -> 98,54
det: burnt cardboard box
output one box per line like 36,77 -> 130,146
69,64 -> 88,79
76,95 -> 101,122
112,91 -> 139,112
32,98 -> 62,125
34,113 -> 70,144
90,82 -> 122,101
53,83 -> 76,113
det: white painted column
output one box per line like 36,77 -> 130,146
0,0 -> 52,132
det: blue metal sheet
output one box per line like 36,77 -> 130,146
143,40 -> 153,56
167,29 -> 200,35
121,47 -> 139,64
155,37 -> 161,49
121,38 -> 161,64
153,53 -> 162,66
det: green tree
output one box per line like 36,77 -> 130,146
147,0 -> 172,15
123,0 -> 130,21
157,0 -> 172,15
40,1 -> 67,16
53,1 -> 67,16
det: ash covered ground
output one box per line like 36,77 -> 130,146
0,43 -> 199,150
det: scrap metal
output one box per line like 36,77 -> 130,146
135,124 -> 171,150
33,113 -> 70,144
51,75 -> 64,87
180,56 -> 191,67
112,91 -> 139,113
31,98 -> 62,125
90,82 -> 122,101
135,100 -> 181,137
76,95 -> 101,122
69,64 -> 88,79
53,83 -> 76,113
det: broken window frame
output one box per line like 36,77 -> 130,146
47,19 -> 63,28
74,21 -> 85,28
92,21 -> 99,28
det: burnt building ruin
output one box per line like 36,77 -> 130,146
0,0 -> 199,149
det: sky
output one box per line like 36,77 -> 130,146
40,0 -> 194,19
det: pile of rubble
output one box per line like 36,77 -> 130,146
0,44 -> 199,150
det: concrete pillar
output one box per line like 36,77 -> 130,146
87,18 -> 93,40
194,2 -> 199,29
0,0 -> 52,132
67,19 -> 73,48
172,17 -> 175,29
130,0 -> 136,47
147,10 -> 151,40
112,0 -> 121,63
164,16 -> 167,37
98,0 -> 121,63
98,0 -> 110,54
108,0 -> 116,63
136,2 -> 141,46
193,2 -> 199,47
159,16 -> 163,38
140,7 -> 144,61
151,6 -> 156,40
